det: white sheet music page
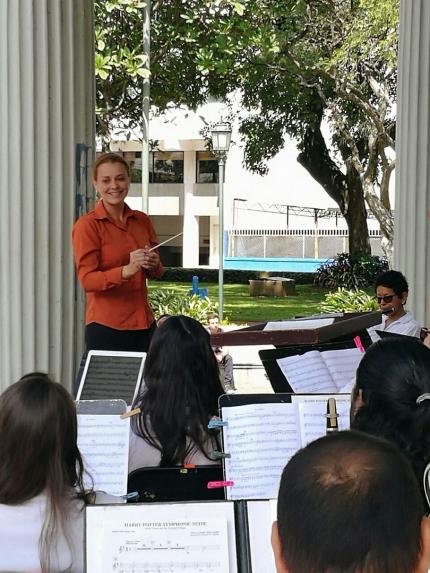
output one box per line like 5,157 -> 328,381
296,399 -> 351,446
86,502 -> 237,573
320,348 -> 363,391
247,501 -> 277,573
103,517 -> 230,573
221,403 -> 300,500
77,414 -> 129,496
263,318 -> 334,331
276,351 -> 338,393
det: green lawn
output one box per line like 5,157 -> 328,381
149,281 -> 330,323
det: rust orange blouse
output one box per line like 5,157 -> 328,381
72,201 -> 163,330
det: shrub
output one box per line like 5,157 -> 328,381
315,253 -> 389,289
321,288 -> 379,313
149,289 -> 218,322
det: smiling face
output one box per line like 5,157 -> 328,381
93,160 -> 130,211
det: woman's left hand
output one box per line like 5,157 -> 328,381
141,247 -> 160,271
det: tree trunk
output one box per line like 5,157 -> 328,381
343,163 -> 372,256
362,177 -> 394,264
297,126 -> 371,257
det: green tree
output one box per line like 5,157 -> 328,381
228,0 -> 398,258
95,0 -> 398,257
95,0 -> 245,146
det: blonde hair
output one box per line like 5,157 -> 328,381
92,152 -> 130,180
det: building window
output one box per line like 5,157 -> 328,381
151,151 -> 184,183
196,151 -> 219,183
119,150 -> 184,183
128,151 -> 142,183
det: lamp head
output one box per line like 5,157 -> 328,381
210,122 -> 232,154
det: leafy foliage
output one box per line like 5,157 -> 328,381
95,0 -> 399,256
94,0 -> 246,143
315,252 -> 389,289
148,289 -> 218,322
321,288 -> 378,313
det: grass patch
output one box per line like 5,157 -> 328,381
149,281 -> 330,323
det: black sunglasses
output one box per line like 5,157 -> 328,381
376,294 -> 395,303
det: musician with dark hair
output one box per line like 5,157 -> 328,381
368,270 -> 420,341
272,431 -> 430,573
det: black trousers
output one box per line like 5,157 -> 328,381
85,321 -> 156,352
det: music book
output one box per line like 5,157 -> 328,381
220,395 -> 350,500
86,502 -> 237,573
77,400 -> 129,496
276,347 -> 363,393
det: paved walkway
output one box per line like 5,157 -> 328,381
228,343 -> 275,394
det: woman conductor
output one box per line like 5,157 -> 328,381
72,153 -> 163,352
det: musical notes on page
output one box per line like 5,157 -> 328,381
276,351 -> 336,393
86,502 -> 237,573
277,348 -> 363,393
221,396 -> 352,500
320,348 -> 362,392
77,414 -> 129,495
79,353 -> 145,403
295,397 -> 350,446
103,517 -> 230,573
221,403 -> 301,500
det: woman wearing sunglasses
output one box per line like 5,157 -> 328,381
367,270 -> 421,342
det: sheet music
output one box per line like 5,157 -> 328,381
86,502 -> 237,573
276,351 -> 338,393
320,348 -> 363,391
247,501 -> 277,573
103,517 -> 229,572
221,403 -> 300,500
79,353 -> 144,403
297,400 -> 351,446
77,414 -> 129,496
263,318 -> 334,331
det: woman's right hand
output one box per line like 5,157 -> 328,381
122,249 -> 147,279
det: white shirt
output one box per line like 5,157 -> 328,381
0,493 -> 84,573
368,311 -> 421,343
0,491 -> 120,572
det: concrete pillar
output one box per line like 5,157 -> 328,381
182,150 -> 199,267
0,0 -> 95,391
394,1 -> 430,326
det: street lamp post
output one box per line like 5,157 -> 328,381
210,123 -> 232,321
142,0 -> 151,213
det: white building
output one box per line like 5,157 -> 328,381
111,102 -> 385,269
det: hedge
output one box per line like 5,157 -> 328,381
158,267 -> 316,285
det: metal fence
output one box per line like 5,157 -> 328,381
227,229 -> 383,259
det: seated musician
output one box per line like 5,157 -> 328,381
0,373 -> 116,573
272,431 -> 430,573
128,315 -> 225,471
351,336 -> 430,506
368,270 -> 420,342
